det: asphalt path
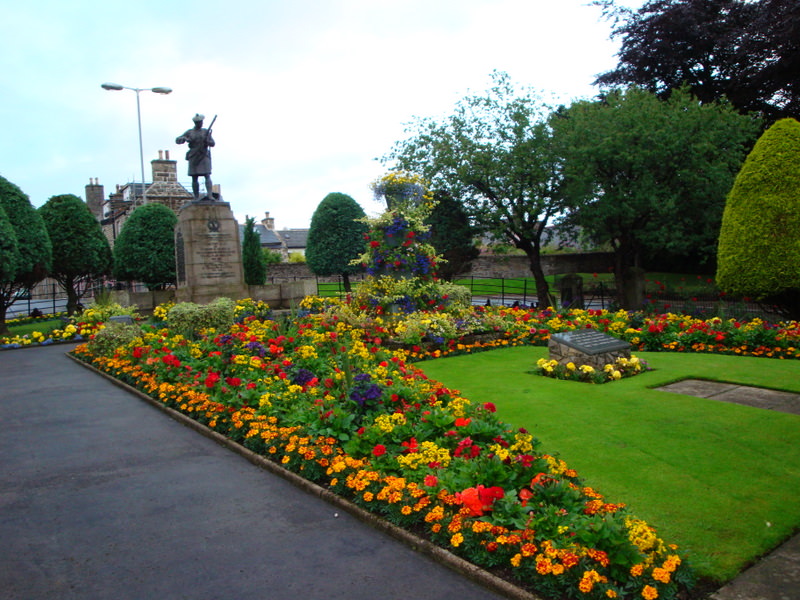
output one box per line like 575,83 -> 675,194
0,344 -> 506,600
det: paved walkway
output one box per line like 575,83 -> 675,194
658,379 -> 800,416
0,344 -> 506,600
2,345 -> 798,599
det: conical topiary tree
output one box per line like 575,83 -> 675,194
306,192 -> 368,292
242,216 -> 267,286
717,118 -> 800,319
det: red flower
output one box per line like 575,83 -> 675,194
423,475 -> 438,487
456,485 -> 505,517
372,444 -> 387,457
455,417 -> 471,427
401,437 -> 418,453
204,371 -> 221,388
483,402 -> 497,413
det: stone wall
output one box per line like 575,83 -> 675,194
466,252 -> 614,279
263,252 -> 614,283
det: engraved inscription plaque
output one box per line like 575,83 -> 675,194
550,330 -> 630,356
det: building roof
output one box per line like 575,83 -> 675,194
238,223 -> 284,248
276,229 -> 309,249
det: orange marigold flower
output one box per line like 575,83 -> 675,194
642,584 -> 659,600
652,567 -> 671,584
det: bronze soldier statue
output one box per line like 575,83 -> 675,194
176,113 -> 216,200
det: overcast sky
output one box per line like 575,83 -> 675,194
1,0 -> 642,229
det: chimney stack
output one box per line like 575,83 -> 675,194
85,178 -> 105,220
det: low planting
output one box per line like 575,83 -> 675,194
72,299 -> 698,600
421,347 -> 800,584
66,297 -> 799,598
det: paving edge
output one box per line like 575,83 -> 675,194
66,351 -> 543,600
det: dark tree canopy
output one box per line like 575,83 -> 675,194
305,192 -> 367,292
426,190 -> 480,281
0,176 -> 52,333
717,118 -> 800,319
242,216 -> 267,286
113,203 -> 177,289
0,203 -> 19,285
39,194 -> 112,315
595,0 -> 800,121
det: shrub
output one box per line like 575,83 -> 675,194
166,297 -> 236,337
717,118 -> 800,319
86,321 -> 140,357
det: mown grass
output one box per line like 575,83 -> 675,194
419,346 -> 800,584
6,318 -> 64,337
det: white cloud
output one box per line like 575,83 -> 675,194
0,0 -> 642,227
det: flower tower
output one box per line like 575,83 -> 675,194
361,172 -> 441,281
349,172 -> 471,316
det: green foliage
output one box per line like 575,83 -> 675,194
553,86 -> 760,307
242,216 -> 266,285
263,248 -> 282,265
0,203 -> 19,283
39,194 -> 112,314
166,297 -> 236,337
113,203 -> 177,289
0,176 -> 52,288
86,321 -> 140,357
0,175 -> 52,333
426,190 -> 480,281
80,297 -> 139,326
717,118 -> 800,319
287,252 -> 306,263
306,193 -> 368,287
386,71 -> 564,306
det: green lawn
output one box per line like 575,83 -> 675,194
6,318 -> 64,337
419,347 -> 800,584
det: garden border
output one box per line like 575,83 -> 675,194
66,351 -> 543,600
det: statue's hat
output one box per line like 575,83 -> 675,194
192,113 -> 205,122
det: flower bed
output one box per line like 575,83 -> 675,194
535,356 -> 649,384
72,301 -> 696,600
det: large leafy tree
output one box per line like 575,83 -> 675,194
594,0 -> 800,121
39,194 -> 112,315
426,190 -> 480,281
717,118 -> 800,319
553,87 -> 760,308
306,192 -> 368,292
386,71 -> 567,307
113,203 -> 177,289
0,204 -> 19,289
0,176 -> 52,334
242,216 -> 267,286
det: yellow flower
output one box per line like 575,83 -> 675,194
450,533 -> 464,547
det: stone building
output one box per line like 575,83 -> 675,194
88,150 -> 194,246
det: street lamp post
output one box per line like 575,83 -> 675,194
101,82 -> 172,204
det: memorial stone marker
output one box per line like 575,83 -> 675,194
549,329 -> 631,370
175,198 -> 248,304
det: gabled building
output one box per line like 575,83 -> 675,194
87,150 -> 193,246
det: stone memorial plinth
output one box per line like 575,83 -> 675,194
549,329 -> 631,370
175,199 -> 248,304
